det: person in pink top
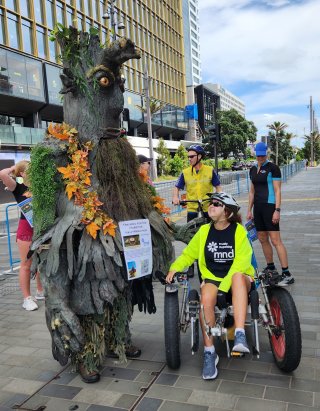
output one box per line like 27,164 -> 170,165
0,161 -> 44,311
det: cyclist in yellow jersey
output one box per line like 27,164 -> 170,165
173,145 -> 222,222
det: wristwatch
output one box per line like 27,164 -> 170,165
275,208 -> 281,212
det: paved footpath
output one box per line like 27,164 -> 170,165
0,167 -> 320,411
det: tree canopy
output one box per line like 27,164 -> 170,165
213,109 -> 257,159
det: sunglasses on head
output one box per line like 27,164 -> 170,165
209,201 -> 224,207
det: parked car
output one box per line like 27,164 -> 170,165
231,162 -> 244,171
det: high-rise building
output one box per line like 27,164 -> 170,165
0,0 -> 189,162
182,0 -> 201,87
204,83 -> 245,117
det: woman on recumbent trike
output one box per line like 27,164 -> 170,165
166,192 -> 255,380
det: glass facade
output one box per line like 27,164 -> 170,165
0,0 -> 186,109
21,20 -> 33,55
20,0 -> 30,18
7,13 -> 20,49
0,1 -> 188,146
0,48 -> 45,101
45,63 -> 62,105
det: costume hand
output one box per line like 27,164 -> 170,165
166,271 -> 176,283
217,291 -> 228,309
45,305 -> 84,366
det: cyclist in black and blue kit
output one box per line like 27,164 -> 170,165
247,142 -> 294,286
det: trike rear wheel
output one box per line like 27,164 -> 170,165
164,289 -> 181,369
267,287 -> 301,372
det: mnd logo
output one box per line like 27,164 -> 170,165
207,241 -> 234,262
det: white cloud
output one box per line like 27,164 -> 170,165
198,0 -> 320,141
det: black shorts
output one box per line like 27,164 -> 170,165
254,203 -> 279,232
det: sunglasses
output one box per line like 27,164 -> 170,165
209,201 -> 224,207
188,155 -> 197,159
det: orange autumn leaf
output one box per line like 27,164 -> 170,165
57,165 -> 74,179
103,221 -> 117,237
86,221 -> 100,239
48,123 -> 69,140
65,182 -> 78,200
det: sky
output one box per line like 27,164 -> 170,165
198,0 -> 319,148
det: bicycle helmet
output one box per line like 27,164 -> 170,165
209,192 -> 240,213
187,145 -> 205,156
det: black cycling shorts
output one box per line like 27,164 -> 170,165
253,203 -> 279,232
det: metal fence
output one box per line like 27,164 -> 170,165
1,161 -> 305,276
154,161 -> 306,215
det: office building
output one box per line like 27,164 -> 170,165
0,0 -> 189,164
182,0 -> 201,87
204,83 -> 245,117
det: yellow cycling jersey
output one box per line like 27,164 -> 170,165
169,222 -> 255,292
183,165 -> 214,212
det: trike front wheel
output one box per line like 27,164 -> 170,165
267,287 -> 301,372
164,288 -> 181,369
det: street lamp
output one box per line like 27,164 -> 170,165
102,0 -> 125,42
143,64 -> 157,181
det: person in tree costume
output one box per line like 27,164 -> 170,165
28,27 -> 174,383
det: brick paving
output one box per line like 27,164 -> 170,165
0,167 -> 320,410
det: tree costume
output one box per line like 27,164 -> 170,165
29,28 -> 174,378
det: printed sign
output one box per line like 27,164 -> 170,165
119,219 -> 152,281
245,219 -> 257,242
17,197 -> 33,227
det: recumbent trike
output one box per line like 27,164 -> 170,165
159,198 -> 301,373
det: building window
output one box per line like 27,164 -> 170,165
92,0 -> 98,20
36,26 -> 46,58
0,49 -> 11,94
85,17 -> 91,31
56,1 -> 65,25
26,59 -> 44,100
21,19 -> 33,55
7,52 -> 27,96
77,13 -> 84,30
46,0 -> 55,29
20,0 -> 30,18
6,0 -> 17,11
7,13 -> 20,49
45,63 -> 62,105
0,9 -> 4,45
34,0 -> 44,24
84,0 -> 90,16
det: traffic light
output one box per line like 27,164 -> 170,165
207,124 -> 220,143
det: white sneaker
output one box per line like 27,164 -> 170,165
22,296 -> 39,311
35,290 -> 45,300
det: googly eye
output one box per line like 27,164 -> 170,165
99,77 -> 110,87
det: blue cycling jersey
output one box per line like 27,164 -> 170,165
249,160 -> 281,204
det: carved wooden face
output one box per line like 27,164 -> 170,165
59,36 -> 140,140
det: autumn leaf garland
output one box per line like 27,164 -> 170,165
48,123 -> 116,239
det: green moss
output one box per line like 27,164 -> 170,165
29,145 -> 59,236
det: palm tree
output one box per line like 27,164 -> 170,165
304,131 -> 320,165
267,121 -> 288,165
135,97 -> 167,115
